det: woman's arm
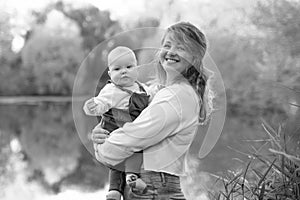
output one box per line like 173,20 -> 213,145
91,123 -> 110,144
95,88 -> 182,166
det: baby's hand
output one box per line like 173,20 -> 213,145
83,98 -> 99,115
86,98 -> 97,110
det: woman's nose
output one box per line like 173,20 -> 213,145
166,47 -> 176,55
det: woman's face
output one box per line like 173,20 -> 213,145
159,32 -> 194,74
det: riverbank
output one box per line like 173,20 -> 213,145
0,96 -> 88,104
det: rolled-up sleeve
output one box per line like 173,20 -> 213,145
95,88 -> 181,166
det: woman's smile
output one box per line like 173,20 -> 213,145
165,56 -> 180,64
162,52 -> 182,65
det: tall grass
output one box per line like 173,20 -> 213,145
210,118 -> 300,200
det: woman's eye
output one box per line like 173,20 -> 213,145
177,46 -> 185,50
163,44 -> 171,49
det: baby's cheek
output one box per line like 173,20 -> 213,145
132,70 -> 138,79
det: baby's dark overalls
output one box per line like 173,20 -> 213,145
100,81 -> 149,195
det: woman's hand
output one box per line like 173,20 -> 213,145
91,123 -> 110,145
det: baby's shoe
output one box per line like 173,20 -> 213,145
106,190 -> 122,200
126,174 -> 147,193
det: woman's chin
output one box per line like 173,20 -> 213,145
162,62 -> 175,70
161,62 -> 179,70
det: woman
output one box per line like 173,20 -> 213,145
92,21 -> 213,200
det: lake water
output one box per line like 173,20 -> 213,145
0,101 -> 298,200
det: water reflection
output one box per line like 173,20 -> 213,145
0,103 -> 108,199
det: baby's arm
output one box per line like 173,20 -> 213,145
83,84 -> 115,116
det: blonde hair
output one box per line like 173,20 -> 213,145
157,22 -> 214,124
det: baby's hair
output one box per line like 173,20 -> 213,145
107,46 -> 137,67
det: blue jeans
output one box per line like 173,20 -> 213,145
124,170 -> 186,200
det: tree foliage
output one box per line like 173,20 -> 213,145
55,1 -> 122,52
21,10 -> 84,95
0,10 -> 27,95
209,0 -> 300,123
252,0 -> 300,58
0,1 -> 123,95
251,0 -> 300,88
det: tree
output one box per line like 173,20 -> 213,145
52,1 -> 122,52
21,10 -> 84,95
207,0 -> 300,122
0,7 -> 27,95
20,1 -> 127,95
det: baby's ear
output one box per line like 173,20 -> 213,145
107,70 -> 111,77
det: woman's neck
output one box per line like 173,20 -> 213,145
165,69 -> 185,85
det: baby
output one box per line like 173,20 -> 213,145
83,46 -> 151,200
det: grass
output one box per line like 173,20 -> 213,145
209,118 -> 300,200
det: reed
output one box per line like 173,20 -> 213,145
210,119 -> 300,200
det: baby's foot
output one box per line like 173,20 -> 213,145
126,174 -> 147,192
106,190 -> 122,200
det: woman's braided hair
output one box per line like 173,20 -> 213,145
164,22 -> 212,123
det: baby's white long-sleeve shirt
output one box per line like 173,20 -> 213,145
83,82 -> 154,116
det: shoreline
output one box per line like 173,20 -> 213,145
0,96 -> 88,104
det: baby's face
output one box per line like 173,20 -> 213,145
108,53 -> 138,87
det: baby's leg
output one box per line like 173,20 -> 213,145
107,168 -> 126,199
125,152 -> 147,192
125,151 -> 143,174
94,138 -> 125,200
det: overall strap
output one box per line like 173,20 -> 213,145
135,81 -> 147,93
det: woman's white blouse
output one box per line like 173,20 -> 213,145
95,83 -> 200,176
